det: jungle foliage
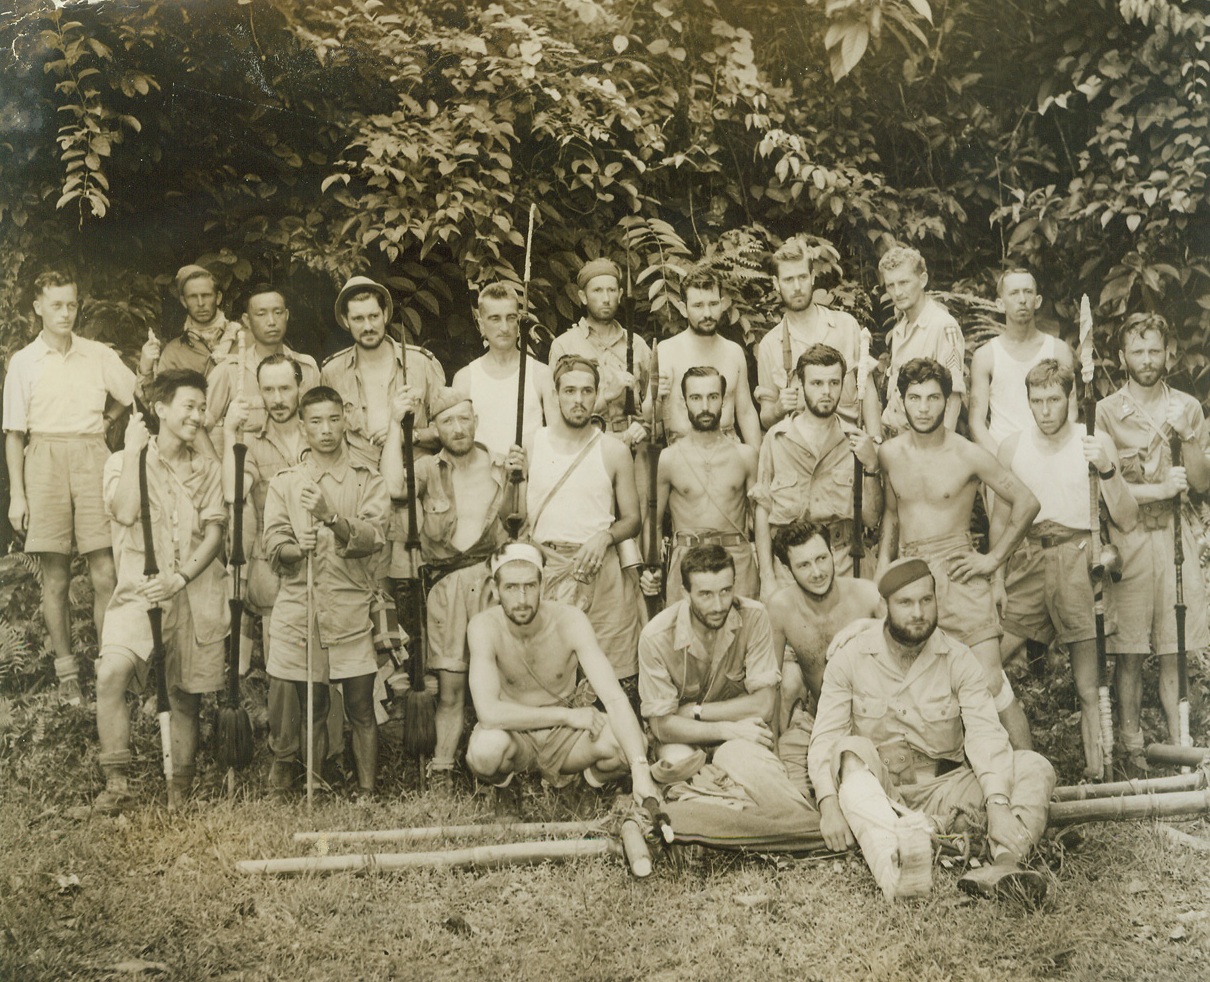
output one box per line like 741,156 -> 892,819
0,0 -> 1206,387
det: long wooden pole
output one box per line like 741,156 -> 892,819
1052,770 -> 1207,801
1146,743 -> 1210,768
294,821 -> 599,846
1170,432 -> 1192,751
138,447 -> 174,803
1048,788 -> 1210,826
237,838 -> 624,876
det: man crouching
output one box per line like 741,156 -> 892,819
809,558 -> 1056,903
466,542 -> 659,804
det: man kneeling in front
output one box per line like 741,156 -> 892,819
808,557 -> 1056,903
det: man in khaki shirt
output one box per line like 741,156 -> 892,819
808,558 -> 1055,903
157,264 -> 242,377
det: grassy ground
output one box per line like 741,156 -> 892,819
2,655 -> 1210,982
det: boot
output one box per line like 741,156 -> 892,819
838,768 -> 933,901
958,857 -> 1047,906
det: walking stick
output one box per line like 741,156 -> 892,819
1170,431 -> 1192,751
643,338 -> 664,619
402,412 -> 436,787
218,334 -> 253,790
305,535 -> 315,811
851,328 -> 870,577
1079,297 -> 1113,779
504,203 -> 538,541
138,448 -> 174,804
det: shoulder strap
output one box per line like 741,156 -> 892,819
528,431 -> 602,533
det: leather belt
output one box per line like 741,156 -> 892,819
672,531 -> 748,548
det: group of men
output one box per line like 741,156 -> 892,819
3,238 -> 1204,904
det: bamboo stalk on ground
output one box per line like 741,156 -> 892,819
293,821 -> 600,847
1052,770 -> 1207,801
1145,744 -> 1210,768
237,838 -> 624,876
1048,788 -> 1210,826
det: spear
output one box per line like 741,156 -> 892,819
1170,430 -> 1192,752
138,447 -> 174,805
644,337 -> 664,619
851,327 -> 871,576
1079,295 -> 1113,780
504,202 -> 538,540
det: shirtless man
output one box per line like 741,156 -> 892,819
654,270 -> 761,447
465,542 -> 660,803
753,343 -> 881,590
878,358 -> 1040,749
755,236 -> 881,434
969,268 -> 1076,455
453,282 -> 553,458
382,387 -> 508,788
767,519 -> 884,792
994,359 -> 1137,778
516,355 -> 644,686
643,367 -> 758,605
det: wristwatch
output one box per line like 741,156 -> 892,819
692,704 -> 702,722
322,514 -> 339,528
1097,464 -> 1116,480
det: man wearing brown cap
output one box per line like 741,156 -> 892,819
322,275 -> 444,584
466,542 -> 660,804
157,264 -> 242,377
548,257 -> 651,449
382,386 -> 509,788
808,558 -> 1055,903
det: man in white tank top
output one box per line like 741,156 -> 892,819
968,269 -> 1077,455
452,282 -> 553,458
515,355 -> 644,685
992,360 -> 1137,779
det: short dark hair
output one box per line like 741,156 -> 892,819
679,543 -> 735,590
478,281 -> 519,309
1117,311 -> 1172,351
995,266 -> 1037,296
771,519 -> 830,567
150,368 -> 207,409
33,269 -> 76,299
299,385 -> 344,417
795,343 -> 847,386
257,352 -> 303,385
896,357 -> 953,400
680,365 -> 727,400
244,283 -> 286,313
1024,358 -> 1074,397
682,269 -> 722,297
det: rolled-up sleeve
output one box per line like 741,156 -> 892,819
101,346 -> 136,406
638,628 -> 681,721
741,606 -> 780,692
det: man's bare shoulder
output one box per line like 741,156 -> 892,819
840,576 -> 883,613
599,431 -> 633,468
970,340 -> 994,373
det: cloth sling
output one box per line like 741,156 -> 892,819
527,431 -> 602,536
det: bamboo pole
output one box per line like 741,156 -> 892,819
237,838 -> 622,877
1145,743 -> 1210,768
293,821 -> 599,847
1052,770 -> 1207,802
620,819 -> 652,878
1048,788 -> 1210,826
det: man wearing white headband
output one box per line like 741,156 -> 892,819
465,542 -> 660,807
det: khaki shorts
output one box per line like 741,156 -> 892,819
901,532 -> 1001,647
24,433 -> 112,555
485,723 -> 590,788
426,562 -> 493,673
1001,533 -> 1104,645
267,627 -> 378,683
1109,521 -> 1210,655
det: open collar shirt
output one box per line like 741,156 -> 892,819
808,620 -> 1014,802
750,412 -> 856,526
413,443 -> 508,565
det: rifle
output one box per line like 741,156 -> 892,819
1079,296 -> 1113,779
402,412 -> 436,787
851,328 -> 871,576
138,447 -> 175,805
504,202 -> 538,540
624,262 -> 637,420
644,338 -> 664,618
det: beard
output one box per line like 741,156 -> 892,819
803,395 -> 836,419
689,410 -> 721,432
689,319 -> 718,336
1125,364 -> 1162,388
906,411 -> 945,435
886,612 -> 936,646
